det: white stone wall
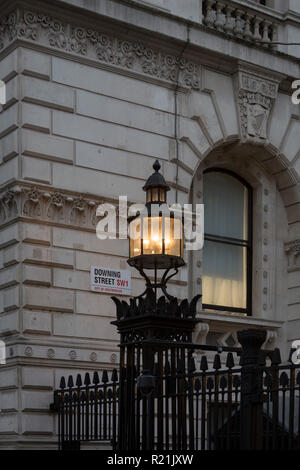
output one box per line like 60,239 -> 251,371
0,0 -> 299,448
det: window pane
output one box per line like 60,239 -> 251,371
202,240 -> 247,309
203,172 -> 248,240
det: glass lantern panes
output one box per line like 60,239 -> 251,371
129,214 -> 183,269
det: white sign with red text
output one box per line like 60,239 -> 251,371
90,266 -> 131,296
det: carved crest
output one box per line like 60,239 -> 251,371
236,71 -> 279,142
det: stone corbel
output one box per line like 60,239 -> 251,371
192,322 -> 209,361
262,329 -> 278,350
193,322 -> 209,345
234,64 -> 283,143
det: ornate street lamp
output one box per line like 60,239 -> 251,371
127,160 -> 184,300
112,160 -> 201,451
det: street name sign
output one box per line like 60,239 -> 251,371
90,266 -> 131,296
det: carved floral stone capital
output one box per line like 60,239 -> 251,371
0,184 -> 109,229
285,239 -> 300,255
285,239 -> 300,270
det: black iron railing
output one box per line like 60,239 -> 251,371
262,361 -> 300,450
52,345 -> 300,451
52,370 -> 118,450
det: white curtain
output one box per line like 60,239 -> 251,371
202,172 -> 248,310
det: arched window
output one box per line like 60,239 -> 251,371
202,169 -> 252,315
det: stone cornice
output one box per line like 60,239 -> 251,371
0,1 -> 299,86
0,7 -> 201,90
196,309 -> 284,329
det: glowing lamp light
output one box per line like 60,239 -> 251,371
128,160 -> 184,272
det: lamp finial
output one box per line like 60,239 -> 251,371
153,160 -> 161,173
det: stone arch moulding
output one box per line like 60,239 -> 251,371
188,140 -> 290,319
182,136 -> 300,319
191,140 -> 300,224
177,65 -> 300,229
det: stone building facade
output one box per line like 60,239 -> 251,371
0,0 -> 299,449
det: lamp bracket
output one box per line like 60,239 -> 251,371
134,266 -> 178,301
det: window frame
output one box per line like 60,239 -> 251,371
202,168 -> 253,316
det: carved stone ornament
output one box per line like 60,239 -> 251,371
0,184 -> 107,229
285,239 -> 300,269
262,330 -> 278,350
69,350 -> 77,360
47,348 -> 55,359
90,352 -> 97,362
236,70 -> 279,142
286,239 -> 300,255
0,9 -> 200,89
24,346 -> 33,357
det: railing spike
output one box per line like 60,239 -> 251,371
102,370 -> 109,383
200,355 -> 208,372
226,352 -> 234,369
93,371 -> 100,384
111,369 -> 118,382
271,348 -> 281,366
213,353 -> 221,370
188,357 -> 196,373
59,376 -> 66,389
76,373 -> 82,387
67,375 -> 74,388
84,372 -> 91,386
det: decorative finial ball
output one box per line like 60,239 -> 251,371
153,160 -> 161,172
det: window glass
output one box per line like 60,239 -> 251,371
203,241 -> 247,309
202,170 -> 251,313
203,171 -> 248,240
